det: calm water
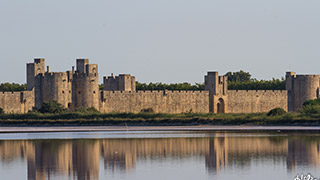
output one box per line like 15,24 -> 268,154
0,130 -> 319,180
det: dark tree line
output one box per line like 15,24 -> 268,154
136,82 -> 204,91
0,83 -> 26,92
228,78 -> 285,90
225,70 -> 251,82
135,70 -> 285,91
225,70 -> 285,90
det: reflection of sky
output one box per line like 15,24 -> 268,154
0,131 -> 291,140
0,132 -> 319,180
0,160 -> 26,180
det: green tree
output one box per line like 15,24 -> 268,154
299,98 -> 320,116
99,84 -> 104,90
228,78 -> 285,90
267,108 -> 286,116
303,98 -> 320,107
225,70 -> 251,82
38,101 -> 67,114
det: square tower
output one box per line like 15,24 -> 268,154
76,59 -> 89,74
26,58 -> 45,90
205,71 -> 228,113
103,74 -> 136,91
205,72 -> 227,95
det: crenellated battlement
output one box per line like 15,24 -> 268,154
102,90 -> 208,95
228,90 -> 287,94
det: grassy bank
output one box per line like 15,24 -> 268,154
0,111 -> 319,126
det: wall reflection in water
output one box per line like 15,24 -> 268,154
0,133 -> 319,180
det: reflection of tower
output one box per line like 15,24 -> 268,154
27,140 -> 74,180
101,139 -> 137,172
72,140 -> 100,180
27,142 -> 45,180
205,137 -> 228,174
287,139 -> 320,171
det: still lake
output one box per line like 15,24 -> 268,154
0,130 -> 319,180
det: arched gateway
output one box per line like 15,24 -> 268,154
217,98 -> 225,113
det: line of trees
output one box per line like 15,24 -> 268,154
136,82 -> 204,91
135,70 -> 285,91
225,70 -> 285,90
228,78 -> 285,90
0,83 -> 26,92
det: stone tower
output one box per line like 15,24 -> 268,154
205,72 -> 228,113
72,59 -> 99,110
26,58 -> 45,90
35,71 -> 73,108
33,62 -> 73,108
103,74 -> 136,91
285,72 -> 320,111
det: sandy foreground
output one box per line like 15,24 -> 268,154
0,126 -> 319,133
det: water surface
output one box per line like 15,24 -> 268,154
0,131 -> 319,180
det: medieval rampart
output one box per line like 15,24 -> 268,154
1,58 -> 317,114
227,90 -> 288,113
0,90 -> 34,113
100,90 -> 209,113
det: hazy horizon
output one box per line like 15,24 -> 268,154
1,0 -> 319,84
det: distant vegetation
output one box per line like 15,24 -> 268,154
228,78 -> 285,90
0,83 -> 26,92
99,84 -> 103,90
33,101 -> 100,114
300,98 -> 320,116
267,108 -> 287,116
136,82 -> 204,91
36,101 -> 68,114
225,70 -> 252,82
135,70 -> 285,91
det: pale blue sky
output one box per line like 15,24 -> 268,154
0,0 -> 319,84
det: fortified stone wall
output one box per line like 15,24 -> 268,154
0,90 -> 34,113
99,90 -> 209,113
227,90 -> 288,113
19,58 -> 320,114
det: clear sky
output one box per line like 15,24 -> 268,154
0,0 -> 319,84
